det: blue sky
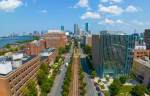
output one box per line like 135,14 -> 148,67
0,0 -> 150,36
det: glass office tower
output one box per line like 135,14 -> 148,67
92,33 -> 135,77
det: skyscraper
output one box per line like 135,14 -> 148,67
61,25 -> 65,31
85,23 -> 89,33
74,24 -> 80,36
92,32 -> 135,77
144,29 -> 150,49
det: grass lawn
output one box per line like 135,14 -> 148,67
117,85 -> 133,96
103,85 -> 133,96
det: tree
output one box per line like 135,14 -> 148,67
98,79 -> 101,83
109,79 -> 121,96
21,80 -> 37,96
41,92 -> 47,96
91,71 -> 96,78
84,45 -> 91,55
65,44 -> 71,53
109,84 -> 120,96
54,55 -> 61,63
119,76 -> 127,84
130,85 -> 146,96
4,44 -> 11,49
106,76 -> 110,82
58,47 -> 66,55
27,80 -> 37,96
41,81 -> 50,93
37,69 -> 47,85
40,64 -> 49,74
129,71 -> 136,79
21,86 -> 31,96
33,36 -> 40,40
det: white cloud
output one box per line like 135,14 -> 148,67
0,0 -> 23,12
101,18 -> 125,25
104,18 -> 114,24
40,9 -> 48,13
126,5 -> 138,13
74,0 -> 89,8
81,11 -> 101,20
99,5 -> 124,15
110,0 -> 123,3
116,19 -> 124,24
101,0 -> 108,2
101,0 -> 123,3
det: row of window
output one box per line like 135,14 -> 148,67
7,58 -> 39,94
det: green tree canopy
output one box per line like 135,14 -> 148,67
109,79 -> 121,96
21,80 -> 37,96
119,76 -> 127,84
84,45 -> 91,55
37,69 -> 47,85
130,84 -> 146,96
91,70 -> 96,78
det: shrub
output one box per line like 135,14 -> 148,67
119,76 -> 127,84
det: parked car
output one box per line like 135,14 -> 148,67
96,86 -> 100,92
65,62 -> 68,67
98,92 -> 104,96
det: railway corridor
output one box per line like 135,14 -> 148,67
69,48 -> 80,96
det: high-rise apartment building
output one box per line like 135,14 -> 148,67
92,33 -> 135,77
144,29 -> 150,49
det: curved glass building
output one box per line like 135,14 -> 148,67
92,31 -> 136,77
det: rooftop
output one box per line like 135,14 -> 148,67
0,52 -> 35,77
40,48 -> 55,57
47,30 -> 64,33
135,56 -> 150,69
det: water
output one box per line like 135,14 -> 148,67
0,36 -> 33,48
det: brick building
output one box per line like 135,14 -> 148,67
0,54 -> 40,96
133,38 -> 150,59
25,39 -> 46,56
44,30 -> 67,48
25,30 -> 67,56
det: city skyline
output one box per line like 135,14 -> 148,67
0,0 -> 150,36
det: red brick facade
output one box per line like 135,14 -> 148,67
0,56 -> 40,96
25,32 -> 67,56
44,32 -> 67,48
134,50 -> 150,59
25,40 -> 46,56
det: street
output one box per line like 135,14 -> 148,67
48,42 -> 97,96
48,44 -> 73,96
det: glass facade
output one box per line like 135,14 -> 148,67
92,34 -> 135,77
